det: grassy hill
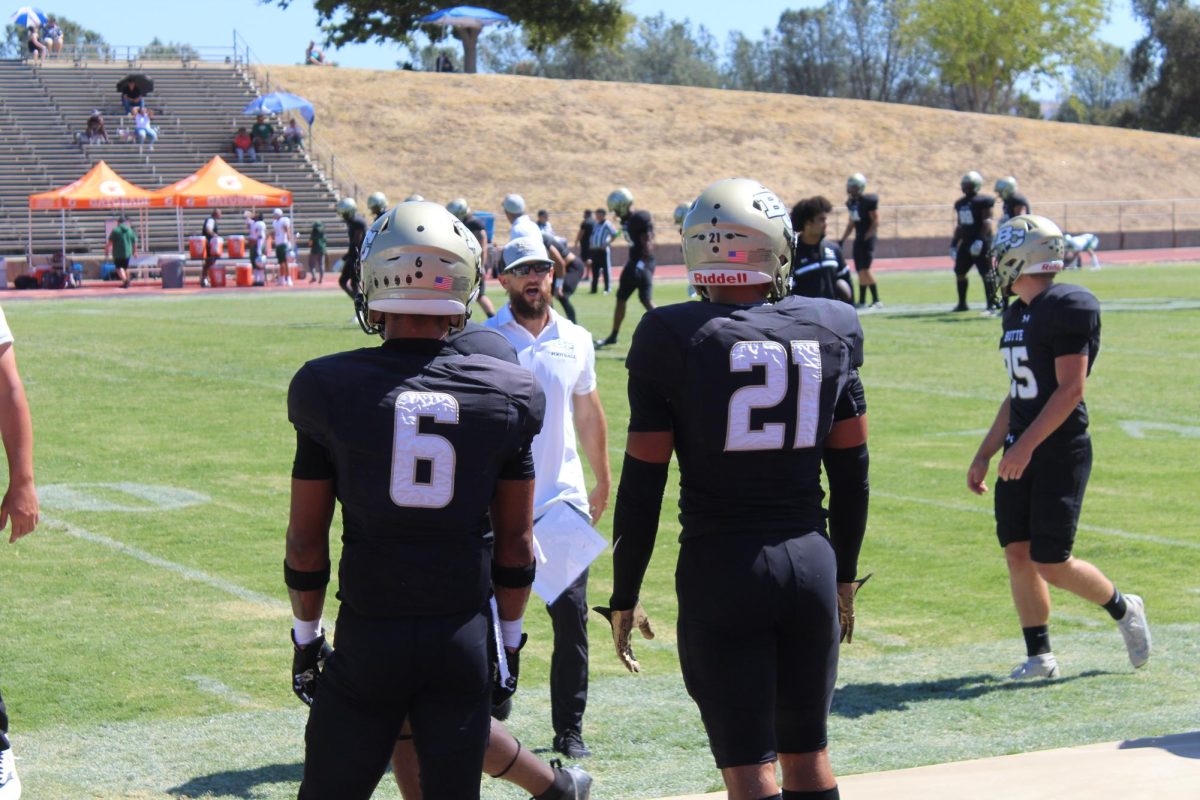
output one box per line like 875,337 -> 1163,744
265,66 -> 1200,231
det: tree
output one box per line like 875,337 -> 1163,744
840,0 -> 927,103
723,31 -> 784,93
1056,41 -> 1136,125
279,0 -> 627,73
1127,0 -> 1200,134
773,5 -> 848,97
0,15 -> 105,59
907,0 -> 1106,113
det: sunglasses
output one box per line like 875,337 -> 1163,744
506,262 -> 553,277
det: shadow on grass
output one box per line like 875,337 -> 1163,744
832,670 -> 1110,719
167,763 -> 303,798
1119,731 -> 1200,759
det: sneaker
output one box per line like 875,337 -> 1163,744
951,303 -> 969,312
1118,594 -> 1151,668
593,337 -> 613,349
0,743 -> 20,800
870,301 -> 884,309
552,730 -> 593,759
1009,652 -> 1060,680
200,278 -> 211,288
551,762 -> 592,800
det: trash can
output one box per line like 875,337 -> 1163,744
476,211 -> 495,242
159,257 -> 185,289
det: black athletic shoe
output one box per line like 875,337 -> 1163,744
951,304 -> 969,312
553,730 -> 593,758
593,336 -> 615,349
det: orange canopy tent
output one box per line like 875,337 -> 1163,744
27,160 -> 155,259
151,156 -> 293,250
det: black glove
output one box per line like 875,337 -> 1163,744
291,630 -> 333,707
491,633 -> 527,718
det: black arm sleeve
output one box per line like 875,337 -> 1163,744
292,429 -> 335,480
609,453 -> 669,610
823,442 -> 869,583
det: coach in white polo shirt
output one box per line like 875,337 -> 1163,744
487,236 -> 611,760
503,193 -> 541,241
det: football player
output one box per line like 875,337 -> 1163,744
950,171 -> 999,313
600,178 -> 870,800
447,198 -> 496,318
994,177 -> 1030,224
838,173 -> 882,308
366,191 -> 389,221
790,196 -> 852,304
594,187 -> 655,348
285,201 -> 543,799
335,197 -> 367,303
1063,232 -> 1101,270
968,215 -> 1149,680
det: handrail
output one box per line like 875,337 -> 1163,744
65,42 -> 238,67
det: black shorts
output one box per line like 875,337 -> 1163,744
995,432 -> 1092,564
676,531 -> 838,768
114,257 -> 130,270
953,243 -> 991,278
299,604 -> 491,799
852,237 -> 875,272
616,257 -> 655,304
562,259 -> 585,295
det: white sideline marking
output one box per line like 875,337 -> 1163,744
1119,420 -> 1200,439
929,428 -> 991,437
185,675 -> 255,707
43,514 -> 288,611
874,492 -> 1200,550
40,483 -> 210,513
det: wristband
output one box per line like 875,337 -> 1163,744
284,560 -> 330,591
499,617 -> 524,649
293,616 -> 322,645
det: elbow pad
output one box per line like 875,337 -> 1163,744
609,454 -> 669,610
824,443 -> 869,583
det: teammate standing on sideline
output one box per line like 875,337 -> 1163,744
271,209 -> 295,286
367,192 -> 389,222
0,300 -> 40,800
447,198 -> 496,319
951,171 -> 999,313
995,177 -> 1030,224
968,215 -> 1150,680
487,236 -> 611,760
595,188 -> 654,348
286,202 -> 542,799
599,178 -> 870,800
201,209 -> 221,288
336,197 -> 368,305
576,210 -> 595,287
838,174 -> 881,308
790,197 -> 849,303
588,208 -> 617,295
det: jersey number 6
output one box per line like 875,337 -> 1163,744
390,391 -> 459,508
726,340 -> 822,452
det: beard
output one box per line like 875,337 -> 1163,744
509,283 -> 550,319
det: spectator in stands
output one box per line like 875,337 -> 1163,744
251,115 -> 276,154
201,209 -> 221,288
85,109 -> 108,145
233,127 -> 256,163
134,108 -> 157,148
120,79 -> 146,115
106,214 -> 137,289
42,18 -> 63,57
26,22 -> 48,63
305,41 -> 328,66
307,220 -> 326,283
435,52 -> 455,72
282,118 -> 303,151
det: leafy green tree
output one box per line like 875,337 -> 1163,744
842,0 -> 927,103
1128,0 -> 1200,134
722,31 -> 784,93
278,0 -> 627,73
1056,41 -> 1136,125
907,0 -> 1106,113
773,5 -> 848,97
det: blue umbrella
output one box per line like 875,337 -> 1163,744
418,5 -> 510,27
243,91 -> 315,127
10,6 -> 47,27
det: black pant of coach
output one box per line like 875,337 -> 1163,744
547,568 -> 589,741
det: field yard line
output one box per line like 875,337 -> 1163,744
42,514 -> 289,611
873,492 -> 1200,550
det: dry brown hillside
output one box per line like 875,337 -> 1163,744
264,65 -> 1200,235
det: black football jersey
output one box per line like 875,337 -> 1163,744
623,210 -> 655,267
463,214 -> 487,246
847,193 -> 879,240
1001,193 -> 1031,223
790,239 -> 844,300
626,296 -> 865,538
954,194 -> 995,241
1000,283 -> 1099,439
288,339 -> 544,617
345,213 -> 368,262
447,321 -> 518,363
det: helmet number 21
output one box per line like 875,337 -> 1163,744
1002,346 -> 1038,399
391,391 -> 459,509
725,340 -> 822,452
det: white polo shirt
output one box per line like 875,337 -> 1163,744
485,304 -> 596,518
510,214 -> 540,242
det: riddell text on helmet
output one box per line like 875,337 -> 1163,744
692,271 -> 752,285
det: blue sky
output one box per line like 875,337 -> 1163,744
29,0 -> 1144,77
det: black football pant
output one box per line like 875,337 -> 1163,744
298,605 -> 491,800
547,568 -> 589,737
590,249 -> 610,293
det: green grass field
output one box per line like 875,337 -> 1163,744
1,262 -> 1198,799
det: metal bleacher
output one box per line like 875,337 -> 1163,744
0,53 -> 344,259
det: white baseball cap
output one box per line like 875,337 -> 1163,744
273,208 -> 284,217
502,236 -> 551,271
502,193 -> 526,215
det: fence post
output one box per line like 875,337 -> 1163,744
331,153 -> 336,184
1118,205 -> 1124,250
1172,201 -> 1177,248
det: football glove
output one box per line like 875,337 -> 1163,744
492,633 -> 527,717
593,604 -> 655,673
969,239 -> 984,257
291,630 -> 333,707
837,573 -> 872,644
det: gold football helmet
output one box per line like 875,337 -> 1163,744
990,214 -> 1065,289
